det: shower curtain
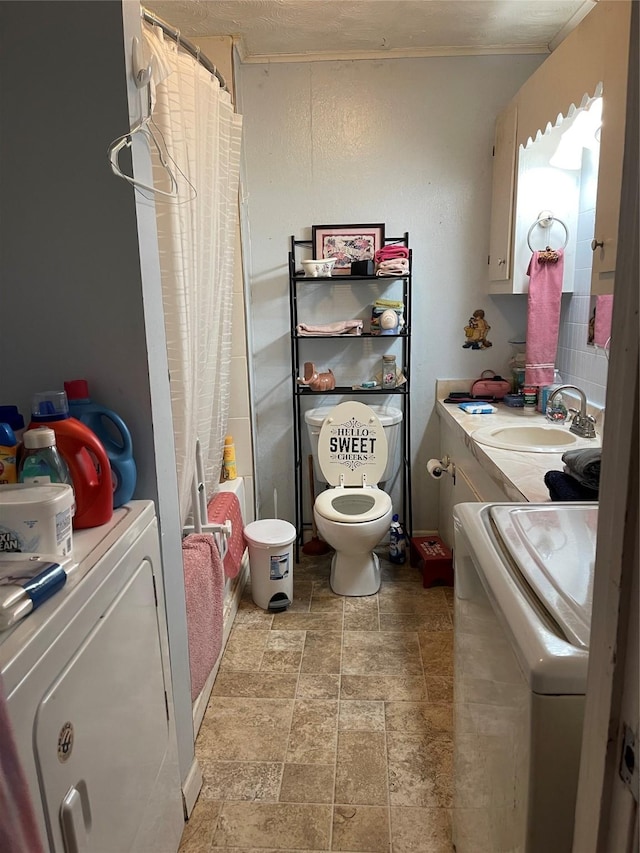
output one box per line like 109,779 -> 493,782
143,23 -> 243,525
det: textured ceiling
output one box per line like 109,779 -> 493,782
145,0 -> 596,62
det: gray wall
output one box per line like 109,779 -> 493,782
0,0 -> 194,787
237,54 -> 543,531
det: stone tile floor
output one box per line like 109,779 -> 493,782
179,548 -> 454,853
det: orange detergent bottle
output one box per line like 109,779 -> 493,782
28,390 -> 113,529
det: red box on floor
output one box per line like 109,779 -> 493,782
410,535 -> 453,588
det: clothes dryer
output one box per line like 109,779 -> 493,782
0,500 -> 184,852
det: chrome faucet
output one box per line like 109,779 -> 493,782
547,385 -> 597,439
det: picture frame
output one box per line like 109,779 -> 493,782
312,223 -> 385,275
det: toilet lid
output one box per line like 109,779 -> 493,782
317,401 -> 388,486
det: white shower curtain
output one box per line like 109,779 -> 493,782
143,23 -> 243,525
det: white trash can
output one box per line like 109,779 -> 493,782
244,519 -> 295,612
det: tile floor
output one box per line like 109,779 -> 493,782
179,548 -> 455,853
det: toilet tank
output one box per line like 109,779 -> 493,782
304,404 -> 403,486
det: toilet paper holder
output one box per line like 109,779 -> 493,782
427,455 -> 456,483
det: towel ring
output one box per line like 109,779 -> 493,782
527,213 -> 569,252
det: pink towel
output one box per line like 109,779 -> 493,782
374,245 -> 409,263
525,250 -> 565,386
0,676 -> 46,853
207,491 -> 247,579
182,534 -> 225,702
593,295 -> 613,346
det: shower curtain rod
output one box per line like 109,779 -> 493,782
142,8 -> 229,92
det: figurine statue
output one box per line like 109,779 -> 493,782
297,362 -> 336,392
463,309 -> 492,349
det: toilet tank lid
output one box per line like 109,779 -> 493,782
305,404 -> 402,427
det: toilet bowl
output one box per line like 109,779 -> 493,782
312,401 -> 393,596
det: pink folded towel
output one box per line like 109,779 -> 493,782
207,491 -> 247,579
374,245 -> 409,263
182,534 -> 225,702
593,294 -> 613,346
0,676 -> 45,853
525,250 -> 564,386
296,320 -> 363,336
376,258 -> 409,276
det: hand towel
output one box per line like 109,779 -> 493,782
296,320 -> 363,336
0,675 -> 46,853
593,295 -> 613,346
525,250 -> 564,386
562,448 -> 601,490
182,534 -> 225,702
207,491 -> 247,578
544,470 -> 599,501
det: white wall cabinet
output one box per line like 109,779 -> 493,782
488,102 -> 518,282
589,2 -> 632,294
488,0 -> 631,296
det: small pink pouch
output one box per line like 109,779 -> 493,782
471,370 -> 512,399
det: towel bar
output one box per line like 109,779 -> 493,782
527,210 -> 569,252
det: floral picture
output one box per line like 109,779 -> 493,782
312,224 -> 385,274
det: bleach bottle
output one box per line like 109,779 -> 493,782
29,390 -> 113,529
64,380 -> 136,508
389,514 -> 406,565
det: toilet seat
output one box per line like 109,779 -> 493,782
315,487 -> 392,524
317,401 -> 388,487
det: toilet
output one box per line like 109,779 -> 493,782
312,401 -> 394,596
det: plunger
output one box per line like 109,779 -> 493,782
302,454 -> 331,556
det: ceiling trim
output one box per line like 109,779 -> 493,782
548,0 -> 597,51
234,41 -> 553,65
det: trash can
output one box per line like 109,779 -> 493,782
244,519 -> 295,612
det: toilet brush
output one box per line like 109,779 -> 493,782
302,455 -> 331,556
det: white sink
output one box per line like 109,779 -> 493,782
472,423 -> 599,453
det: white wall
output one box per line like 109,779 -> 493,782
236,54 -> 543,532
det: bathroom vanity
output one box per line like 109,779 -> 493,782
436,384 -> 603,548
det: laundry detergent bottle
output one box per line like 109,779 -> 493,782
29,390 -> 113,529
64,379 -> 137,507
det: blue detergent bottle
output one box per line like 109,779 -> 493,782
63,379 -> 136,508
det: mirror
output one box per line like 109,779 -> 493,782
513,90 -> 612,351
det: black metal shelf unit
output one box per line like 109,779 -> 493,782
289,233 -> 412,561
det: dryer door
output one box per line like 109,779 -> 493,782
34,537 -> 182,852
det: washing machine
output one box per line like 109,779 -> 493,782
0,500 -> 184,852
452,501 -> 598,853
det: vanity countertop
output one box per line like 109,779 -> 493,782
436,391 -> 602,503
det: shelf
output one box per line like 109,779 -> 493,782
293,273 -> 409,282
289,231 -> 412,561
293,332 -> 409,340
295,385 -> 408,396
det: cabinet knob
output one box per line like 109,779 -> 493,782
497,258 -> 506,266
591,238 -> 604,251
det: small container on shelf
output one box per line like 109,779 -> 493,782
382,355 -> 397,389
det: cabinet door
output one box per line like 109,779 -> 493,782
488,101 -> 517,283
590,0 -> 632,294
439,466 -> 484,550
